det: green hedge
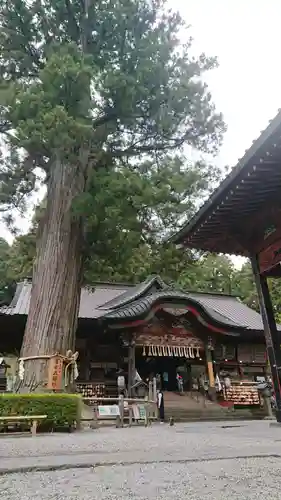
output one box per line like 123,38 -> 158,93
0,393 -> 82,431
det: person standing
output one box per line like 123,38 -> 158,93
157,389 -> 165,423
156,372 -> 161,389
176,372 -> 183,393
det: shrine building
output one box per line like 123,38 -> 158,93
0,276 -> 272,407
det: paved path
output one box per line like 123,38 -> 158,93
1,421 -> 281,499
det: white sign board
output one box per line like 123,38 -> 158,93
132,404 -> 146,420
132,404 -> 140,420
98,405 -> 120,418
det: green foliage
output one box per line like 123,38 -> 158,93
0,0 -> 226,355
4,153 -> 219,284
268,278 -> 281,323
5,234 -> 36,282
0,0 -> 225,222
9,44 -> 93,159
78,156 -> 218,282
177,254 -> 235,294
0,393 -> 82,430
0,237 -> 15,304
231,262 -> 258,310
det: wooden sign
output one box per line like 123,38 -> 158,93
132,404 -> 140,420
98,405 -> 120,418
138,405 -> 146,420
135,325 -> 203,348
132,404 -> 145,420
47,356 -> 63,390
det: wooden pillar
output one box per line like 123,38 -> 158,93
128,336 -> 136,398
251,255 -> 281,420
84,338 -> 91,381
205,344 -> 215,388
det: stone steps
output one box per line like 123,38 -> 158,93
163,391 -> 266,422
164,411 -> 266,422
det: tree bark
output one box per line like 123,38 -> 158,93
19,158 -> 86,392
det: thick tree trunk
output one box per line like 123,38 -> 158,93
19,158 -> 86,392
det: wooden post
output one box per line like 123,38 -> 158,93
205,345 -> 215,388
92,401 -> 98,429
251,255 -> 281,421
148,380 -> 153,401
128,337 -> 136,398
84,339 -> 91,381
118,394 -> 124,427
144,396 -> 148,427
31,419 -> 37,437
128,405 -> 133,427
265,359 -> 271,379
263,393 -> 274,419
153,377 -> 157,400
153,377 -> 157,418
148,380 -> 153,422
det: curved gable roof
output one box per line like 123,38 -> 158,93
102,289 -> 244,334
98,275 -> 166,310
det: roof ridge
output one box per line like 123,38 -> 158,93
173,285 -> 241,299
85,281 -> 135,287
98,275 -> 166,310
187,290 -> 239,299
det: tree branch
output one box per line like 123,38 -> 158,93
92,109 -> 118,128
110,136 -> 186,158
0,121 -> 11,134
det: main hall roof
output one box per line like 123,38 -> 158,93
0,276 -> 270,333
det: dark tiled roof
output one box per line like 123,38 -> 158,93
188,292 -> 266,331
0,278 -> 273,333
0,281 -> 132,319
103,286 -> 279,332
99,275 -> 166,310
103,290 -> 243,330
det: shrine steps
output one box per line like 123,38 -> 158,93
163,392 -> 266,422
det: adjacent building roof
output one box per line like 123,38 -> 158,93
0,276 -> 270,333
170,109 -> 281,255
0,280 -> 132,319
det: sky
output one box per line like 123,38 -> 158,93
1,0 -> 281,247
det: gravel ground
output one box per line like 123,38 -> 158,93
1,421 -> 281,499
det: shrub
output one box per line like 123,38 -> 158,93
0,393 -> 82,431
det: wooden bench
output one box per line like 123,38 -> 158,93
0,415 -> 47,436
